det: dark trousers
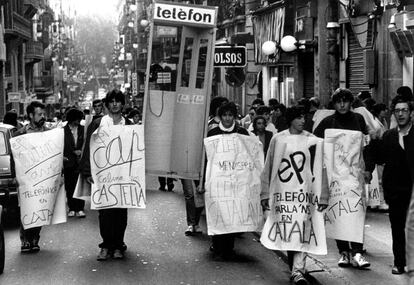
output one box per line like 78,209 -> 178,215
64,168 -> 85,212
98,208 -> 128,251
389,195 -> 411,267
181,179 -> 203,226
158,177 -> 174,190
20,225 -> 41,244
336,240 -> 363,255
212,233 -> 236,255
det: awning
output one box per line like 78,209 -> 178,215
251,3 -> 285,64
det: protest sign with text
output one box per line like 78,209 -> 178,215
10,128 -> 66,229
365,165 -> 380,207
90,125 -> 146,210
324,129 -> 366,243
204,134 -> 264,235
260,134 -> 327,255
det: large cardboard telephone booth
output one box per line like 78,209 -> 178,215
143,2 -> 217,180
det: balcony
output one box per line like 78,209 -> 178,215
25,40 -> 44,63
5,12 -> 32,40
34,76 -> 54,97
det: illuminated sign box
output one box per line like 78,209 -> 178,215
153,2 -> 217,28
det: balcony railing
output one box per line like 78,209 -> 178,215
34,76 -> 53,89
5,12 -> 32,40
25,40 -> 44,62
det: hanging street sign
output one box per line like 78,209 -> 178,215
214,46 -> 247,67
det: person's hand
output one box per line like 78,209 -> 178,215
317,204 -> 328,212
86,176 -> 94,184
196,185 -> 205,194
73,150 -> 82,157
63,156 -> 69,162
363,171 -> 372,184
261,199 -> 270,211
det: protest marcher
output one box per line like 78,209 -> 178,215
128,109 -> 141,124
241,107 -> 256,129
3,111 -> 23,130
204,102 -> 251,259
248,105 -> 277,134
272,103 -> 288,132
80,90 -> 132,261
372,95 -> 414,274
207,96 -> 229,131
261,106 -> 329,285
63,108 -> 85,218
304,97 -> 320,132
314,88 -> 374,268
182,179 -> 203,236
92,99 -> 104,122
390,86 -> 414,129
14,101 -> 49,253
251,115 -> 273,158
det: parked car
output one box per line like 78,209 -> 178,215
0,123 -> 17,214
0,205 -> 4,274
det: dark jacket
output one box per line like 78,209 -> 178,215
372,127 -> 414,202
63,124 -> 84,169
252,129 -> 273,158
313,111 -> 375,172
80,116 -> 132,177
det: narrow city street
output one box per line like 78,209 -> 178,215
0,177 -> 292,285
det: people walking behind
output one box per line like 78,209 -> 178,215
63,108 -> 85,218
207,96 -> 229,131
261,106 -> 328,285
158,177 -> 175,192
372,95 -> 414,274
248,105 -> 277,134
92,99 -> 104,122
80,90 -> 131,261
182,179 -> 203,236
251,115 -> 273,158
128,109 -> 141,124
314,88 -> 374,269
14,101 -> 49,253
272,103 -> 288,132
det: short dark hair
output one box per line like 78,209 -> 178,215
128,109 -> 140,118
104,89 -> 125,107
218,102 -> 237,118
357,91 -> 371,101
26,101 -> 45,116
256,105 -> 271,115
397,86 -> 414,101
252,115 -> 267,130
252,98 -> 265,107
93,99 -> 103,106
371,103 -> 387,118
274,103 -> 286,114
331,88 -> 354,104
285,106 -> 305,126
391,94 -> 414,111
66,108 -> 84,123
297,98 -> 311,113
309,97 -> 320,108
268,98 -> 279,107
209,96 -> 229,116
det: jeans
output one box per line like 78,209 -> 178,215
336,240 -> 364,255
181,179 -> 203,226
64,168 -> 85,212
98,208 -> 128,251
20,225 -> 41,244
288,251 -> 307,276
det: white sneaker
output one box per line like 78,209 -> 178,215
68,211 -> 75,217
351,253 -> 370,268
76,210 -> 86,218
184,226 -> 194,236
338,251 -> 350,267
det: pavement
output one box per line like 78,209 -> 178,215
166,177 -> 409,285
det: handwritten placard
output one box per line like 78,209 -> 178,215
204,134 -> 264,235
10,128 -> 66,229
366,165 -> 380,207
323,129 -> 366,243
90,125 -> 146,210
260,135 -> 327,255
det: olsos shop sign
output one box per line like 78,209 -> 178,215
153,2 -> 217,28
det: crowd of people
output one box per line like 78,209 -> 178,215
3,86 -> 414,285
